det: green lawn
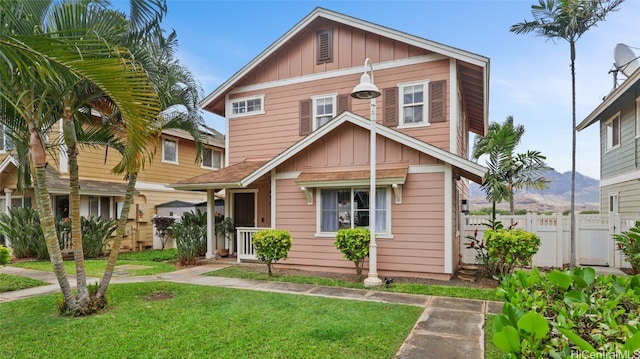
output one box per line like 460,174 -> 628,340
484,314 -> 502,359
0,273 -> 48,292
208,266 -> 500,301
0,281 -> 422,358
10,259 -> 176,277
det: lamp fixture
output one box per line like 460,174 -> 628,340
351,58 -> 381,100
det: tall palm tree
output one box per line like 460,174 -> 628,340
511,0 -> 625,268
0,0 -> 162,313
473,116 -> 550,218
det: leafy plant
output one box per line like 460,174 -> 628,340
613,220 -> 640,272
80,216 -> 117,258
0,245 -> 10,265
170,221 -> 202,266
252,229 -> 292,276
181,210 -> 207,256
334,228 -> 370,281
495,268 -> 640,357
0,207 -> 46,259
485,228 -> 540,278
152,216 -> 176,249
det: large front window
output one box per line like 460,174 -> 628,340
320,187 -> 387,233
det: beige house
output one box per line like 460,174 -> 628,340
0,121 -> 224,251
174,7 -> 489,280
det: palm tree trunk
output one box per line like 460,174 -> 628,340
62,107 -> 88,301
569,40 -> 577,269
29,124 -> 77,310
97,172 -> 138,299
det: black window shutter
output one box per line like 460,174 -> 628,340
429,80 -> 446,123
383,87 -> 398,127
299,99 -> 312,136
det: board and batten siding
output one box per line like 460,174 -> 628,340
601,181 -> 640,216
228,57 -> 452,164
601,94 -> 637,179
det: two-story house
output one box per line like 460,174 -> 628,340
577,65 -> 640,218
174,7 -> 489,280
0,120 -> 225,251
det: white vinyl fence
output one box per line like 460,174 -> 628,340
460,213 -> 635,269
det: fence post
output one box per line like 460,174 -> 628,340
556,212 -> 563,268
611,213 -> 620,268
237,228 -> 242,264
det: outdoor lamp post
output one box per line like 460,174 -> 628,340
351,58 -> 382,287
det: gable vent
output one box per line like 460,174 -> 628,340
317,29 -> 333,64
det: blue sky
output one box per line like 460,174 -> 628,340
128,0 -> 640,179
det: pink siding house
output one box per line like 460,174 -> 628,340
173,7 -> 489,280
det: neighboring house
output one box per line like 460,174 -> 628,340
0,122 -> 225,251
173,7 -> 488,280
577,68 -> 640,217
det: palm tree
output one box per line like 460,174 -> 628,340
0,0 -> 162,313
473,116 -> 550,219
511,0 -> 625,268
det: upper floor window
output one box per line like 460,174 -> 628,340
605,113 -> 620,151
0,124 -> 13,152
312,94 -> 336,130
319,187 -> 388,234
399,81 -> 428,127
162,138 -> 178,164
202,147 -> 222,170
229,95 -> 265,118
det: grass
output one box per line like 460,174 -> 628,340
0,274 -> 48,292
0,281 -> 422,358
118,249 -> 179,262
10,258 -> 176,277
207,266 -> 501,301
485,314 -> 502,359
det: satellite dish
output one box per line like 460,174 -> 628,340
614,43 -> 640,77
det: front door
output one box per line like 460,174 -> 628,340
233,192 -> 255,227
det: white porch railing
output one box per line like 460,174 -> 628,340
236,227 -> 270,263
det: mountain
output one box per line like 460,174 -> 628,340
469,169 -> 600,212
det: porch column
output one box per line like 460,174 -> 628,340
205,189 -> 216,259
3,188 -> 12,247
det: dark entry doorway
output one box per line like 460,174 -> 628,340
233,192 -> 255,227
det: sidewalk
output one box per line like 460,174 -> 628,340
1,264 -> 502,358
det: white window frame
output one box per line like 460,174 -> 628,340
201,147 -> 222,170
0,123 -> 13,153
608,192 -> 619,213
636,97 -> 640,138
229,95 -> 265,118
162,137 -> 179,164
315,186 -> 392,238
398,80 -> 430,129
605,112 -> 620,152
312,93 -> 337,130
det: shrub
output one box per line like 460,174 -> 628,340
334,228 -> 370,281
613,220 -> 640,272
81,216 -> 117,258
494,268 -> 640,357
0,207 -> 46,259
170,221 -> 202,266
181,210 -> 207,256
152,216 -> 176,249
252,229 -> 292,276
0,244 -> 10,265
485,228 -> 540,278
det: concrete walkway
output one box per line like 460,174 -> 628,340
0,264 -> 503,358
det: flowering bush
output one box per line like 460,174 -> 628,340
613,220 -> 640,272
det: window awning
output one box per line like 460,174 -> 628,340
295,166 -> 408,188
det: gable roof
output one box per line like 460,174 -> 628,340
577,68 -> 640,131
201,7 -> 488,135
172,111 -> 487,190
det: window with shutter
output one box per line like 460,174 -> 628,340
429,80 -> 446,123
383,87 -> 398,127
312,94 -> 337,130
316,29 -> 333,64
299,99 -> 312,136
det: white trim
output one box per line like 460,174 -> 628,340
273,171 -> 300,180
600,169 -> 640,187
229,55 -> 445,95
311,93 -> 338,130
228,94 -> 265,118
296,177 -> 405,188
397,80 -> 430,129
408,164 -> 446,174
201,6 -> 489,106
0,155 -> 18,173
300,187 -> 313,205
636,97 -> 640,138
608,192 -> 619,213
271,169 -> 277,228
161,137 -> 179,164
229,188 -> 259,227
444,165 -> 453,274
136,181 -> 174,191
449,59 -> 459,155
206,189 -> 215,259
605,112 -> 621,152
59,119 -> 68,173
